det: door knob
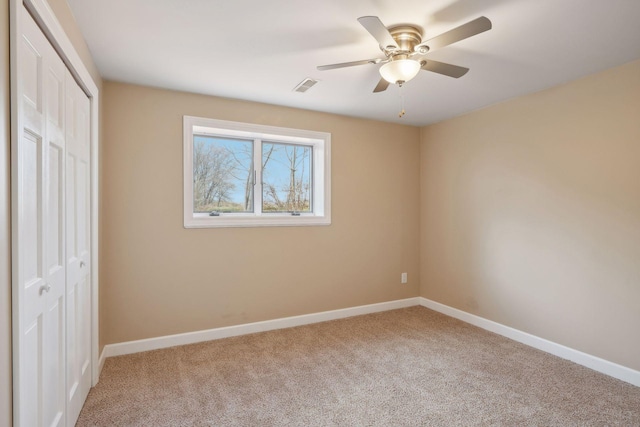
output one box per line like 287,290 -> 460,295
39,283 -> 51,295
80,261 -> 86,268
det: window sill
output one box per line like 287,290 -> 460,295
184,214 -> 331,228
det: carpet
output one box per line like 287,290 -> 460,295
77,306 -> 640,426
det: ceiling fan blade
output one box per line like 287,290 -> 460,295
358,16 -> 399,50
421,60 -> 469,78
417,16 -> 491,52
317,58 -> 382,71
373,78 -> 390,93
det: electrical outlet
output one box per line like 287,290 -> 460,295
401,272 -> 408,284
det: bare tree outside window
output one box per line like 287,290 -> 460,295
192,136 -> 253,212
185,116 -> 330,227
192,136 -> 313,215
262,142 -> 312,212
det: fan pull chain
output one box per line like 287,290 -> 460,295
398,83 -> 406,118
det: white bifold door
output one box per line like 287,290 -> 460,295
13,6 -> 92,427
64,37 -> 92,425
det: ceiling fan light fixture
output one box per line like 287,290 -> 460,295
379,59 -> 421,84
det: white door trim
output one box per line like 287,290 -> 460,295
10,0 -> 100,399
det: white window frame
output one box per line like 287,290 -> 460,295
184,116 -> 331,228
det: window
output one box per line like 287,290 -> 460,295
184,116 -> 331,228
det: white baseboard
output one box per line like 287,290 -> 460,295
99,295 -> 639,388
418,297 -> 640,388
103,297 -> 421,358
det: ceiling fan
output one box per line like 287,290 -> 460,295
317,15 -> 492,93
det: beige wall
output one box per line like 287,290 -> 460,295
420,59 -> 640,371
101,82 -> 421,345
1,0 -> 12,423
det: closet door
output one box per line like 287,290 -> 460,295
65,69 -> 92,426
15,8 -> 67,427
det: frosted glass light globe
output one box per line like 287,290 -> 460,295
379,59 -> 421,84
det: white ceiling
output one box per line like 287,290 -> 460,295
66,0 -> 640,127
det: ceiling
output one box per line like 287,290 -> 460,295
66,0 -> 640,127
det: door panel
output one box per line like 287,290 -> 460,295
65,70 -> 92,426
20,36 -> 41,113
42,296 -> 64,427
22,130 -> 42,285
46,70 -> 64,130
47,146 -> 62,272
15,6 -> 94,426
16,9 -> 68,427
22,318 -> 41,427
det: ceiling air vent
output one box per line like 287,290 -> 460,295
293,78 -> 319,93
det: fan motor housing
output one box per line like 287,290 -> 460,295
387,25 -> 423,52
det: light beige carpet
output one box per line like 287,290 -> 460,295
77,307 -> 640,426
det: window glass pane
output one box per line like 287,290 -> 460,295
262,142 -> 312,212
193,136 -> 253,213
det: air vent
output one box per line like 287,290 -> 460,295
293,78 -> 319,93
